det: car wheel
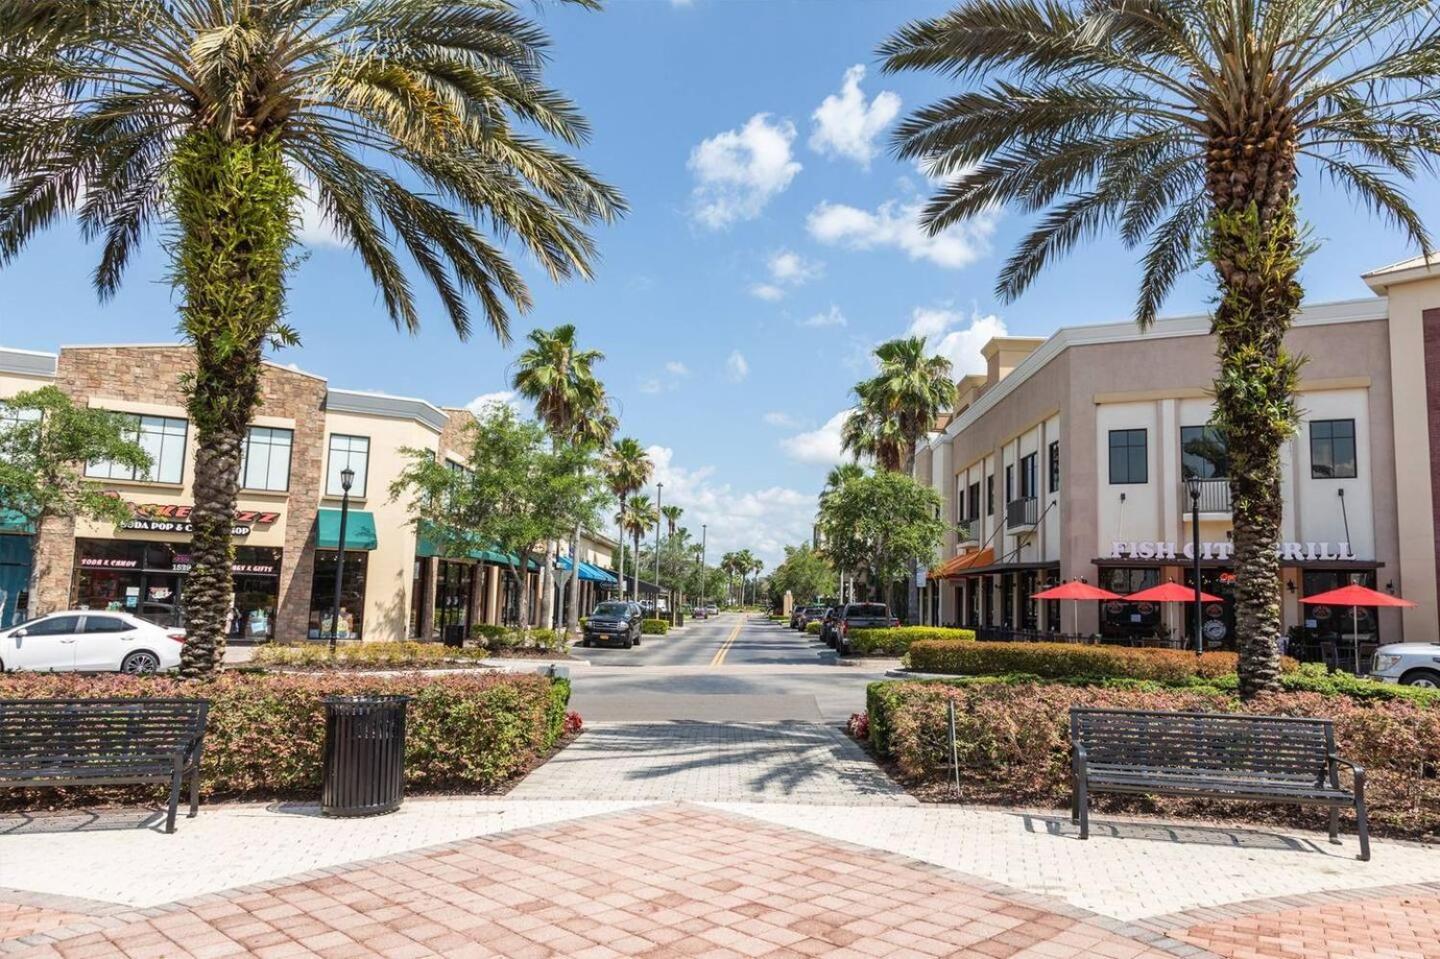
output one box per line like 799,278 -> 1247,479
622,637 -> 633,649
121,650 -> 161,674
582,637 -> 592,648
1401,668 -> 1440,688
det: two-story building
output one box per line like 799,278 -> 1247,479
0,344 -> 618,641
915,257 -> 1440,652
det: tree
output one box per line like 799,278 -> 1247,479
768,544 -> 836,609
0,387 -> 151,618
605,439 -> 651,598
0,0 -> 625,677
880,0 -> 1440,697
511,323 -> 613,637
619,494 -> 658,596
391,406 -> 604,635
817,471 -> 946,611
662,505 -> 683,537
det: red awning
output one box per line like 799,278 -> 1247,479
1124,582 -> 1222,604
931,547 -> 995,580
1031,581 -> 1122,601
1300,584 -> 1416,608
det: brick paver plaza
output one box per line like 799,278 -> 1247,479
3,720 -> 1439,957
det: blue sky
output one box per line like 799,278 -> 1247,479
2,0 -> 1438,567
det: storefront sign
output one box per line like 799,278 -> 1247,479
1107,541 -> 1357,561
112,499 -> 281,538
80,556 -> 139,569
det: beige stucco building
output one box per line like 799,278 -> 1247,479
915,259 -> 1440,655
0,345 -> 619,641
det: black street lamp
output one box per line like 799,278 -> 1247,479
328,465 -> 355,654
1186,475 -> 1203,657
654,481 -> 664,619
699,524 -> 707,614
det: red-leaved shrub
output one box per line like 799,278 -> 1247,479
564,710 -> 584,735
847,711 -> 869,740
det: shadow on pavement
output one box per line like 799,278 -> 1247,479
1022,812 -> 1329,853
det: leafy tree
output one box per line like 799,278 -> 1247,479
0,0 -> 624,677
605,439 -> 652,598
767,545 -> 836,609
391,407 -> 605,634
0,387 -> 151,618
880,0 -> 1440,697
817,471 -> 946,611
511,323 -> 614,637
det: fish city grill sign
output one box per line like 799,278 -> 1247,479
1108,541 -> 1359,561
116,501 -> 281,537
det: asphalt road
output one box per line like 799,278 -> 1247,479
568,613 -> 892,723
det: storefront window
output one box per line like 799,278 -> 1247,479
308,550 -> 368,639
1182,567 -> 1237,650
409,558 -> 429,638
1098,567 -> 1161,640
1301,570 -> 1379,653
1020,570 -> 1038,629
434,560 -> 476,641
87,415 -> 187,484
1180,426 -> 1228,479
327,435 -> 370,496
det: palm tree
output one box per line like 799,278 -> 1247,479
606,438 -> 651,599
620,494 -> 658,599
880,0 -> 1440,698
840,385 -> 905,472
511,324 -> 612,637
661,504 -> 684,537
0,0 -> 625,676
719,550 -> 741,605
843,338 -> 955,475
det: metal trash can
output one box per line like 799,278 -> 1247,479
321,695 -> 409,817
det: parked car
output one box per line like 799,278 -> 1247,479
819,607 -> 842,646
0,611 -> 184,673
583,601 -> 644,649
1369,642 -> 1440,686
797,606 -> 826,631
790,607 -> 805,629
705,604 -> 717,616
835,603 -> 898,655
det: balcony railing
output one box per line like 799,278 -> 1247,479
1180,478 -> 1232,514
1005,496 -> 1039,530
956,521 -> 978,546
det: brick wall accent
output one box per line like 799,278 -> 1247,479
37,347 -> 328,638
438,407 -> 476,460
1423,308 -> 1440,609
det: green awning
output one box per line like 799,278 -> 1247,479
414,523 -> 537,569
316,509 -> 377,550
0,509 -> 35,535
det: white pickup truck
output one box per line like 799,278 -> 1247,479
1369,643 -> 1440,687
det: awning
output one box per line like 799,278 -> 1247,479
558,556 -> 618,584
414,524 -> 539,569
931,547 -> 995,579
0,509 -> 35,535
316,509 -> 377,550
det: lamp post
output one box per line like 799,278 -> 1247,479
654,482 -> 663,619
699,523 -> 707,614
1186,476 -> 1203,657
328,465 -> 355,654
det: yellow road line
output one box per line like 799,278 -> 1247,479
709,620 -> 743,667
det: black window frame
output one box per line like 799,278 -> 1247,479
1019,452 -> 1037,499
1309,419 -> 1357,479
1004,464 -> 1014,503
985,475 -> 994,515
1048,440 -> 1060,493
239,425 -> 294,493
326,434 -> 371,497
1180,425 -> 1229,480
1108,429 -> 1148,485
967,481 -> 981,521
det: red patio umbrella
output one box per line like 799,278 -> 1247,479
1124,582 -> 1223,651
1031,581 -> 1122,636
1301,584 -> 1416,674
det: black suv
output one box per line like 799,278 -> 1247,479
835,603 -> 896,654
583,601 -> 644,648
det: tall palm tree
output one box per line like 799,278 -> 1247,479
843,337 -> 955,475
0,0 -> 625,676
840,385 -> 905,472
511,323 -> 612,636
719,550 -> 741,605
620,494 -> 658,598
881,0 -> 1440,698
606,438 -> 651,599
661,504 -> 683,537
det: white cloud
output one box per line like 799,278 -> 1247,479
664,360 -> 690,377
806,198 -> 998,269
801,305 -> 847,329
638,378 -> 664,395
809,65 -> 901,169
768,249 -> 823,285
295,178 -> 344,249
688,114 -> 802,229
905,306 -> 1008,375
749,283 -> 786,302
762,411 -> 802,429
726,350 -> 749,382
645,445 -> 816,568
466,390 -> 519,415
780,408 -> 853,466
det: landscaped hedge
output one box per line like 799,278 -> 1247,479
805,621 -> 822,635
905,640 -> 1283,683
865,678 -> 1440,837
641,618 -> 670,635
849,626 -> 975,656
0,671 -> 571,808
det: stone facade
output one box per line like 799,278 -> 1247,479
1425,307 -> 1440,611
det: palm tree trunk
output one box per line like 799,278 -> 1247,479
1206,130 -> 1302,700
539,541 -> 555,630
566,520 -> 583,641
172,133 -> 297,679
616,493 -> 627,600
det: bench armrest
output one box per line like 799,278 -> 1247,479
1071,740 -> 1088,774
1328,753 -> 1366,784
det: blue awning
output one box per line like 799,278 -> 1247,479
0,509 -> 35,535
558,556 -> 618,584
316,509 -> 377,550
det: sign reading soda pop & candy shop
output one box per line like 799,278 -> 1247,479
110,498 -> 281,537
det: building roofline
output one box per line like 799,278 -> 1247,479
325,388 -> 449,432
0,347 -> 59,378
1362,254 -> 1439,293
54,343 -> 329,383
927,294 -> 1388,451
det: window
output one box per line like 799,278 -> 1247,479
1310,419 -> 1357,479
82,616 -> 132,633
87,414 -> 187,484
240,426 -> 293,491
326,434 -> 370,496
1048,441 -> 1060,493
985,475 -> 994,515
27,615 -> 80,636
1004,464 -> 1014,503
308,551 -> 368,639
1108,429 -> 1148,484
967,481 -> 981,521
1019,453 -> 1037,499
1181,426 -> 1229,479
0,401 -> 40,435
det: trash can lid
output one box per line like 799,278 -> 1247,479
322,694 -> 412,706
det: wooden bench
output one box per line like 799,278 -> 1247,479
1069,707 -> 1370,860
0,699 -> 209,833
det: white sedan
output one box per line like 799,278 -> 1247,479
0,611 -> 185,674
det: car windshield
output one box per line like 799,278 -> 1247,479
847,604 -> 889,617
593,603 -> 629,617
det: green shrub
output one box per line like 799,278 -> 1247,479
850,626 -> 974,655
805,621 -> 822,635
641,618 -> 670,635
252,642 -> 495,669
867,678 -> 1440,836
905,640 -> 1290,683
0,671 -> 571,807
